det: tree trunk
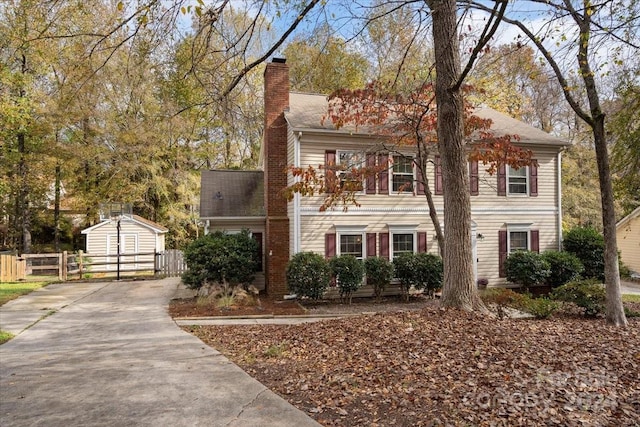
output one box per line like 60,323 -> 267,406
592,116 -> 627,326
54,162 -> 61,252
428,0 -> 483,311
416,146 -> 444,254
575,10 -> 627,326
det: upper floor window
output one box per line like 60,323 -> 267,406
392,155 -> 414,193
337,151 -> 364,192
507,166 -> 528,195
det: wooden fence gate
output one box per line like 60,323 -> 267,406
155,250 -> 187,277
0,254 -> 26,282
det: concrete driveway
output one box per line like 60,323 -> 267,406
622,280 -> 640,296
0,278 -> 320,427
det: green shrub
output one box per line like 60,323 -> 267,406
393,253 -> 415,301
286,252 -> 331,300
364,257 -> 394,301
412,253 -> 444,297
392,253 -> 443,300
480,288 -> 528,319
551,279 -> 605,317
504,251 -> 551,287
182,230 -> 258,290
330,255 -> 365,304
542,250 -> 584,288
521,297 -> 559,319
563,226 -> 605,281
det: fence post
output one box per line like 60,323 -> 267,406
78,250 -> 84,279
58,253 -> 63,280
62,251 -> 68,281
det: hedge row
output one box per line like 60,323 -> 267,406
286,252 -> 443,303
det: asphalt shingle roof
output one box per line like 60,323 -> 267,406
200,170 -> 265,218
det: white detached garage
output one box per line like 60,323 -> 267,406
81,215 -> 168,272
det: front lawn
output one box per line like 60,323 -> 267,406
623,294 -> 640,303
188,309 -> 640,426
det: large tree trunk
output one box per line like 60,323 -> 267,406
428,0 -> 483,311
592,116 -> 627,326
575,10 -> 627,326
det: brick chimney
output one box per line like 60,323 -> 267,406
263,58 -> 290,296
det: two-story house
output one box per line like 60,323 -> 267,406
200,58 -> 570,296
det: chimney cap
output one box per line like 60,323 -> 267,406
272,57 -> 286,64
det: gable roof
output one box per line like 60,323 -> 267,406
285,92 -> 569,146
81,215 -> 168,234
200,170 -> 265,218
616,207 -> 640,229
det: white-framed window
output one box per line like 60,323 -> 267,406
507,223 -> 532,252
388,225 -> 418,259
339,234 -> 364,259
337,150 -> 364,192
392,233 -> 414,257
391,155 -> 414,193
507,165 -> 528,195
509,231 -> 529,252
336,225 -> 366,260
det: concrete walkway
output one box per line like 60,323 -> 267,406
0,278 -> 320,427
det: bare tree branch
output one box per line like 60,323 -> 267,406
453,0 -> 508,91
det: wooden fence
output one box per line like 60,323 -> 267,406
0,251 -> 187,282
155,249 -> 188,277
0,254 -> 26,282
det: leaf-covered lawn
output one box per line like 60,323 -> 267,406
187,308 -> 640,426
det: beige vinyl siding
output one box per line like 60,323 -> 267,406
297,137 -> 559,212
300,211 -> 558,287
294,133 -> 562,288
474,212 -> 559,286
617,216 -> 640,272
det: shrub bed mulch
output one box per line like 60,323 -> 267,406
186,306 -> 640,426
169,295 -> 436,318
169,296 -> 307,317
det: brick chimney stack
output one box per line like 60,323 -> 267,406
263,58 -> 290,296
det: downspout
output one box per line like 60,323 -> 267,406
294,131 -> 301,254
557,150 -> 563,250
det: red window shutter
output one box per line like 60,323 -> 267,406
379,233 -> 389,260
366,154 -> 376,194
434,156 -> 443,195
530,230 -> 540,252
418,232 -> 427,253
325,233 -> 336,259
529,161 -> 538,197
497,163 -> 506,196
470,160 -> 479,196
499,230 -> 507,277
366,233 -> 377,257
325,151 -> 336,193
415,160 -> 425,195
378,154 -> 389,194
